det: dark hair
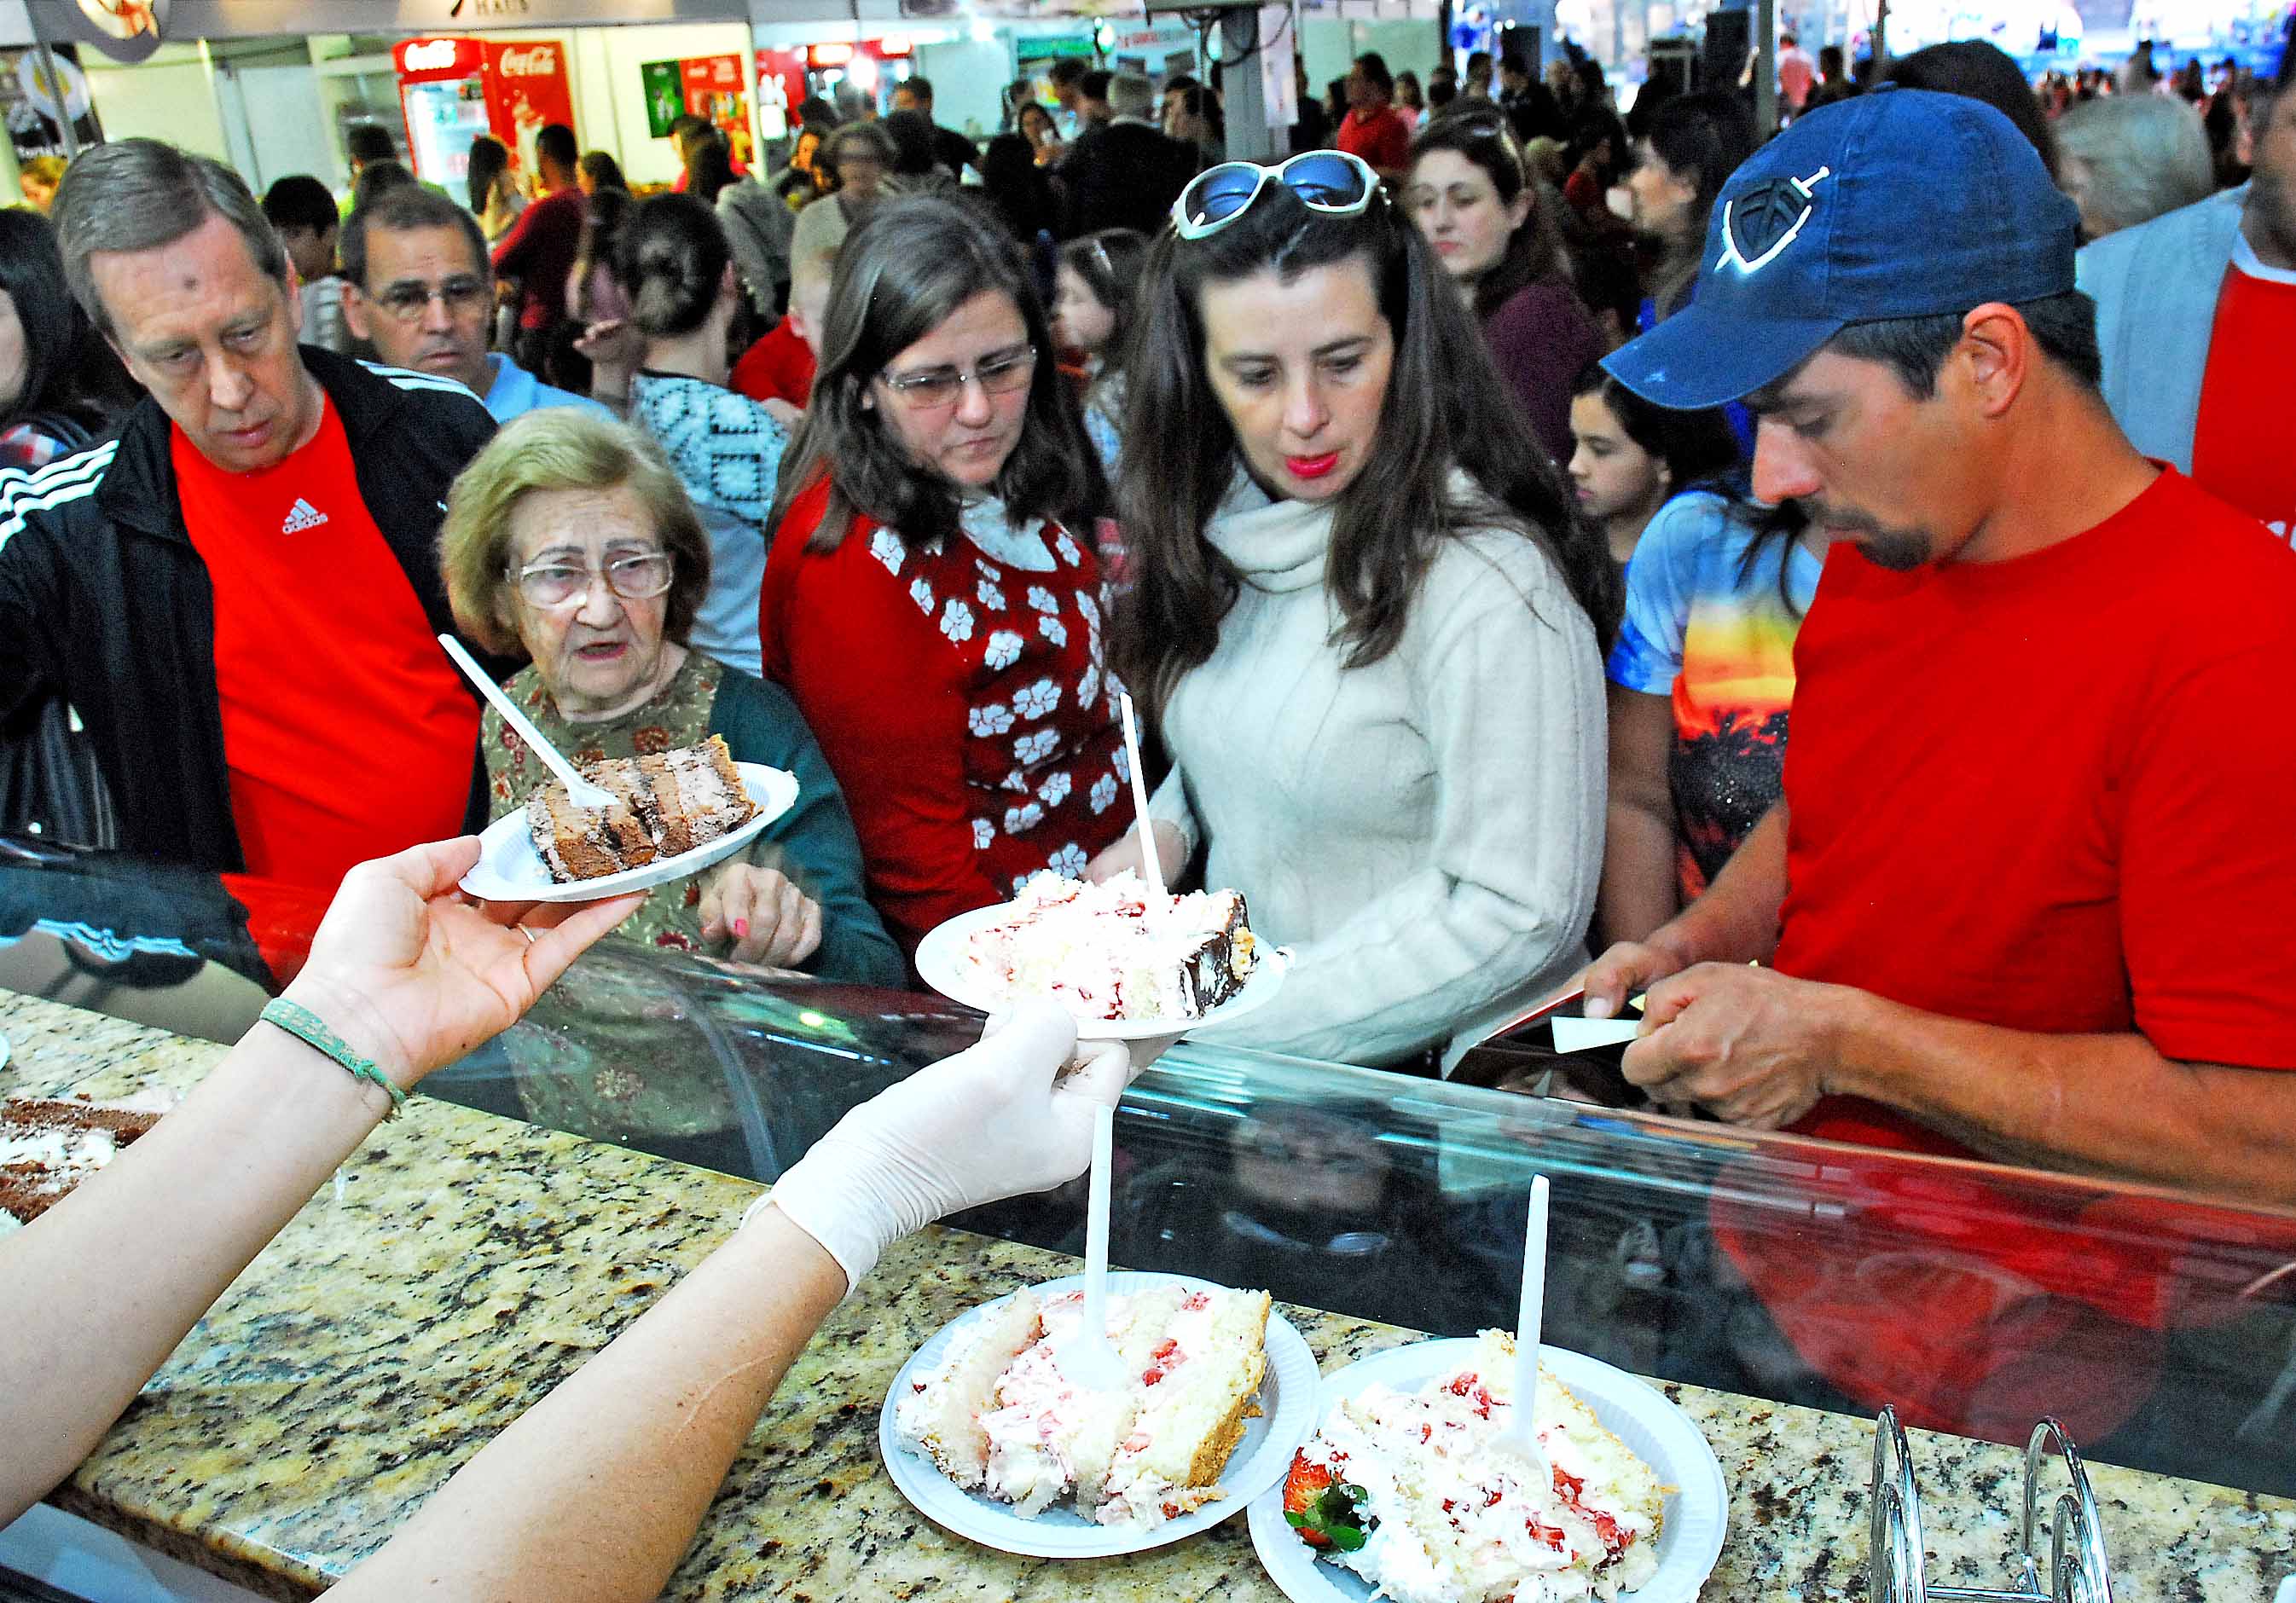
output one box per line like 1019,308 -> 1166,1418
0,209 -> 138,444
1409,106 -> 1567,317
1080,68 -> 1113,101
260,173 -> 338,236
1428,76 -> 1458,111
901,74 -> 936,105
1048,57 -> 1087,90
1641,91 -> 1756,315
797,94 -> 842,133
766,194 -> 1105,554
571,186 -> 632,320
340,182 -> 487,289
1823,290 -> 2102,396
346,123 -> 397,166
687,132 -> 738,202
981,133 -> 1060,240
351,158 -> 415,214
618,194 -> 730,338
1014,100 -> 1056,141
669,113 -> 713,150
465,134 -> 509,214
1165,73 -> 1201,95
819,121 -> 896,193
578,149 -> 628,192
1569,362 -> 1741,494
1057,229 -> 1149,372
1887,40 -> 2060,181
1354,52 -> 1394,98
1113,179 -> 1617,725
536,122 -> 578,172
881,108 -> 939,177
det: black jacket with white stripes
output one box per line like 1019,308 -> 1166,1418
0,347 -> 502,873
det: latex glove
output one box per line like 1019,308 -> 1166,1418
765,1003 -> 1128,1292
281,838 -> 643,1092
699,862 -> 822,969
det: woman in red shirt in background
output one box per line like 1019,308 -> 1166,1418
762,195 -> 1128,953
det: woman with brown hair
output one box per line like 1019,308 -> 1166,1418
1093,151 -> 1615,1071
1406,107 -> 1605,462
762,194 -> 1126,952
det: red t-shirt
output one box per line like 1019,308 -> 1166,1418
730,321 -> 817,409
1336,106 -> 1412,173
762,477 -> 1131,952
172,399 -> 479,891
2191,256 -> 2296,539
1713,467 -> 2296,1438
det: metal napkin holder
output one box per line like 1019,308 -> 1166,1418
1867,1405 -> 2115,1601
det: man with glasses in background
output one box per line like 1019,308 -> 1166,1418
0,139 -> 502,891
343,186 -> 611,425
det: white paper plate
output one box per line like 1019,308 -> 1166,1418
913,902 -> 1290,1041
879,1270 -> 1319,1559
459,762 -> 798,903
1247,1339 -> 1728,1603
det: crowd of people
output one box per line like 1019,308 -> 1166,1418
3,31 -> 2296,1582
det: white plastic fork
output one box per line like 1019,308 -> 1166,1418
1065,1101 -> 1129,1392
1489,1175 -> 1552,1482
436,634 -> 616,810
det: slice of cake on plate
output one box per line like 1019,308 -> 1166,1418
1283,1329 -> 1665,1603
525,733 -> 758,882
896,1282 -> 1272,1526
960,871 -> 1258,1022
0,1097 -> 164,1231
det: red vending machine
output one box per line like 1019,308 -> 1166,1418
391,37 -> 576,190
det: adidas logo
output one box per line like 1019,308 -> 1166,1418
281,498 -> 329,535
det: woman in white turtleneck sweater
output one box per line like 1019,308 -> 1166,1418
1091,153 -> 1619,1071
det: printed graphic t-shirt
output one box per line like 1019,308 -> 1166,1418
172,396 -> 478,890
1607,489 -> 1821,901
2191,233 -> 2296,540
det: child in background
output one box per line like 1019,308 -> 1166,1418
731,243 -> 835,418
1049,229 -> 1147,484
1566,362 -> 1739,569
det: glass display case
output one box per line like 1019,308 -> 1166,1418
5,836 -> 2293,1502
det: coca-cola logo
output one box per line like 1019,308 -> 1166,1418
496,45 -> 557,77
398,38 -> 462,72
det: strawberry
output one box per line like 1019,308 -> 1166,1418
1284,1453 -> 1371,1553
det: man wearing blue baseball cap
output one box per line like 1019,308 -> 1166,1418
1576,89 -> 2296,1437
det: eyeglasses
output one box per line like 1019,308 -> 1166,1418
369,275 -> 492,322
1171,150 -> 1381,241
878,344 -> 1037,411
509,550 -> 675,609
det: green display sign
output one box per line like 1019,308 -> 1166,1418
641,59 -> 684,139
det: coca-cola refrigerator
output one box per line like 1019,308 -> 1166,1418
391,36 -> 576,190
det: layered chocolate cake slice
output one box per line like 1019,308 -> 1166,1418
525,734 -> 759,883
0,1097 -> 161,1226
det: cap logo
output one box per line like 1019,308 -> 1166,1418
1717,165 -> 1832,275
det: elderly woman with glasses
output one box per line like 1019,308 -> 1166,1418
1091,150 -> 1617,1073
442,408 -> 901,991
762,194 -> 1126,953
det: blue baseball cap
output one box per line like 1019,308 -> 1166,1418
1603,87 -> 2081,411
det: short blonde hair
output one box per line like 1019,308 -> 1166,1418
2055,95 -> 2213,239
439,408 -> 712,656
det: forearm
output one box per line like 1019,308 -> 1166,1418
1828,993 -> 2296,1205
1597,798 -> 1680,946
0,1024 -> 392,1523
1647,803 -> 1786,969
334,1207 -> 844,1602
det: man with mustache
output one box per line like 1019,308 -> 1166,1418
1580,90 -> 2296,1441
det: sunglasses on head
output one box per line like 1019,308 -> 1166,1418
1170,149 -> 1381,241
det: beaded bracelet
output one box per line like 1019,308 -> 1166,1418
259,997 -> 409,1118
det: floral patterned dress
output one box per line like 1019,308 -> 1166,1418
762,478 -> 1132,950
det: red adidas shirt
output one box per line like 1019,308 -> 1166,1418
731,321 -> 817,409
172,397 -> 479,890
2191,252 -> 2296,538
1713,468 -> 2296,1439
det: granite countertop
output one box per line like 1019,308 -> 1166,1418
3,989 -> 2291,1601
